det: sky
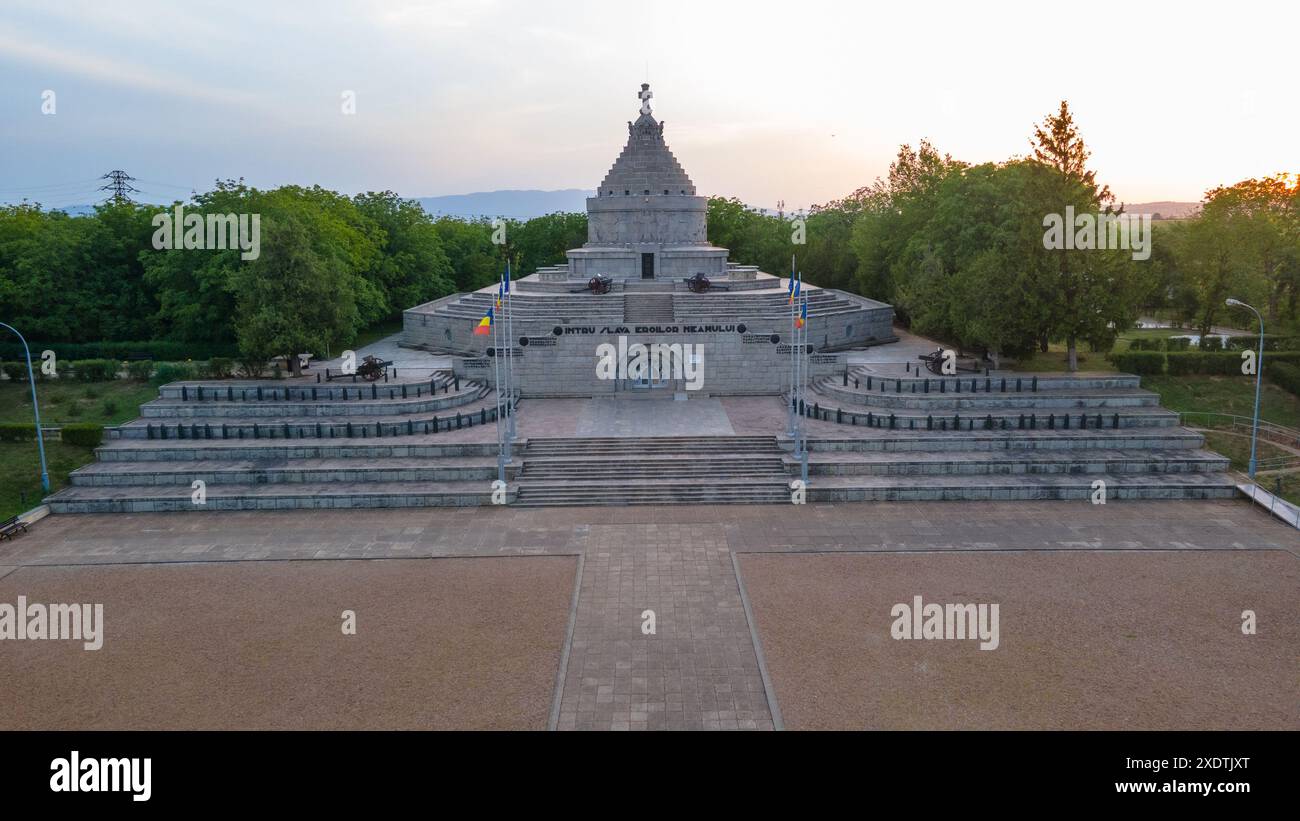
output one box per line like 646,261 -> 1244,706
1,0 -> 1295,210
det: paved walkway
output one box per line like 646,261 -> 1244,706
3,500 -> 1296,730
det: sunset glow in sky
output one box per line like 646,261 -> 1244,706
1,0 -> 1295,209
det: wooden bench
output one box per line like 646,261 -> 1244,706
0,515 -> 28,541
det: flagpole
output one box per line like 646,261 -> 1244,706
499,266 -> 513,464
786,254 -> 796,439
799,283 -> 809,482
793,269 -> 804,458
506,260 -> 517,442
491,297 -> 505,485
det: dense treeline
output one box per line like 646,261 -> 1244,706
706,103 -> 1299,370
3,105 -> 1296,374
0,182 -> 585,369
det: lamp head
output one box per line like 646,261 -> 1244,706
1226,298 -> 1244,307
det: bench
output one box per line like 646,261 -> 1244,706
0,515 -> 28,541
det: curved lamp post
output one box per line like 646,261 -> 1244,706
0,322 -> 51,493
1225,299 -> 1263,479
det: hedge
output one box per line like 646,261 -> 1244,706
1165,352 -> 1241,376
60,423 -> 104,448
70,359 -> 120,382
0,423 -> 37,441
0,340 -> 240,363
1268,362 -> 1300,396
1109,351 -> 1165,375
152,362 -> 199,384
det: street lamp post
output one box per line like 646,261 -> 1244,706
1225,298 -> 1264,479
0,322 -> 51,494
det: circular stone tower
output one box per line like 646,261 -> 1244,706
566,83 -> 729,281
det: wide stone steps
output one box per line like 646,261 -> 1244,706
520,455 -> 786,479
91,439 -> 502,462
514,478 -> 791,507
139,382 -> 490,418
45,481 -> 505,513
524,435 -> 780,456
815,378 -> 1161,410
801,473 -> 1238,502
67,457 -> 509,486
624,293 -> 675,323
111,390 -> 508,440
792,448 -> 1228,476
793,390 -> 1180,429
845,368 -> 1143,392
796,429 -> 1209,453
156,372 -> 458,401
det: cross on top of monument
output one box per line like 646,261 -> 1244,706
638,83 -> 653,116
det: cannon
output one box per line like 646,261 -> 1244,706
684,273 -> 711,293
918,347 -> 984,375
566,275 -> 613,294
355,355 -> 392,382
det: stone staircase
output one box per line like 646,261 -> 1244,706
45,373 -> 516,513
516,435 -> 790,505
783,368 -> 1238,502
623,292 -> 675,323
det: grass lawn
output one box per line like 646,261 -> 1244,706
1143,375 -> 1300,430
1199,431 -> 1293,471
0,378 -> 157,517
348,318 -> 404,352
0,440 -> 96,520
0,379 -> 157,427
1008,345 -> 1118,373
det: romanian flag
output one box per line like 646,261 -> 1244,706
473,306 -> 494,336
495,283 -> 503,310
796,299 -> 807,329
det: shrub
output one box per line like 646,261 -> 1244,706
0,423 -> 36,441
152,361 -> 197,385
239,358 -> 267,378
101,399 -> 120,417
1110,351 -> 1165,375
1200,335 -> 1224,352
1268,362 -> 1300,396
207,357 -> 235,379
1166,352 -> 1251,376
126,359 -> 154,381
1164,336 -> 1191,352
1127,338 -> 1160,351
2,362 -> 28,382
60,423 -> 104,448
71,359 -> 119,382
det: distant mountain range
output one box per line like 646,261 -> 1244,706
415,189 -> 593,219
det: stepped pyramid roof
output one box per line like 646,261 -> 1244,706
596,84 -> 697,197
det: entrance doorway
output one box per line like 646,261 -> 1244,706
641,253 -> 654,279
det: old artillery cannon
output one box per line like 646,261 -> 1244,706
355,354 -> 392,382
918,347 -> 985,375
682,272 -> 730,293
567,275 -> 613,294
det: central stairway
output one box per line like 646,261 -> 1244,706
516,435 -> 790,505
623,292 -> 676,323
